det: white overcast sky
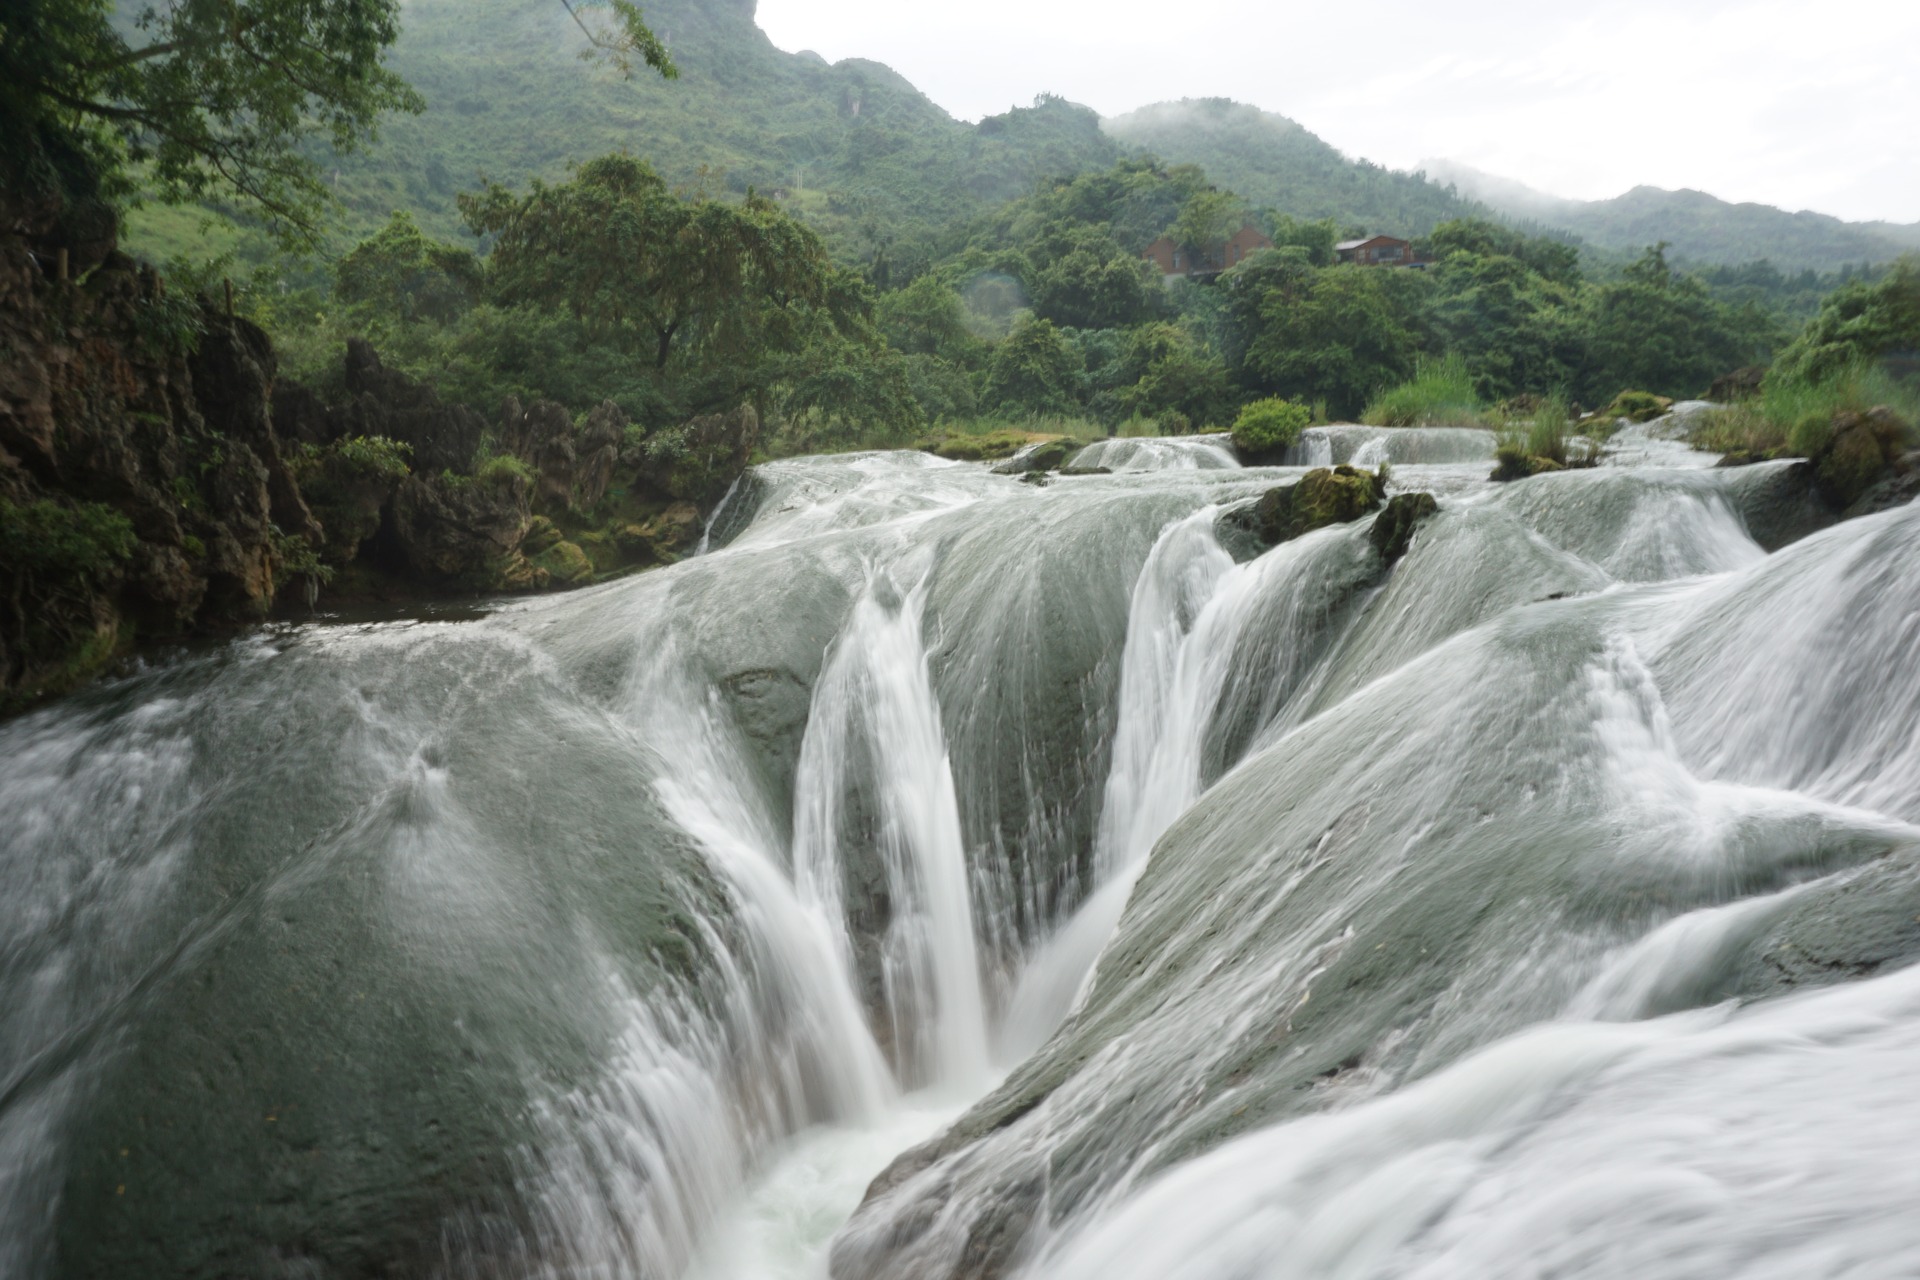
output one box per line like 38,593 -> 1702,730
754,0 -> 1920,224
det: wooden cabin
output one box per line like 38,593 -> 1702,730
1335,235 -> 1423,266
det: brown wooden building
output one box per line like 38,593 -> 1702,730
1143,223 -> 1274,279
1335,235 -> 1424,266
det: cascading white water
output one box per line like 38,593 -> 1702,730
793,552 -> 992,1091
1065,435 -> 1240,472
7,430 -> 1920,1280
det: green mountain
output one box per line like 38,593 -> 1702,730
1423,159 -> 1920,272
120,1 -> 1917,280
1100,99 -> 1485,237
127,0 -> 1122,265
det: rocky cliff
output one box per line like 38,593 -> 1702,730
0,189 -> 756,712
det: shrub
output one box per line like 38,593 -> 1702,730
0,499 -> 137,587
1232,397 -> 1313,456
1712,360 -> 1920,459
476,452 -> 535,488
1689,405 -> 1788,457
331,435 -> 413,480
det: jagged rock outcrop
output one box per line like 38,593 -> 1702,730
388,470 -> 540,591
636,403 -> 763,504
0,175 -> 312,705
0,149 -> 756,709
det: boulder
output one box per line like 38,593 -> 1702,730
1369,491 -> 1440,565
530,537 -> 594,586
1709,365 -> 1766,403
1490,447 -> 1565,482
990,438 -> 1074,475
1254,465 -> 1385,544
1811,406 -> 1910,510
387,471 -> 535,591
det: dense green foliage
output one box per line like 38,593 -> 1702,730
278,154 -> 922,445
58,0 -> 1909,465
1770,261 -> 1920,387
2,0 -> 419,245
334,211 -> 481,323
1231,398 -> 1312,455
0,499 -> 137,587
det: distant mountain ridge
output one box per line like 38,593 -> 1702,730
1101,99 -> 1486,239
1422,159 -> 1920,272
125,0 -> 1920,276
318,0 -> 1121,251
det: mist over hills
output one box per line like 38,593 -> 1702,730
1423,158 -> 1920,272
1101,99 -> 1485,238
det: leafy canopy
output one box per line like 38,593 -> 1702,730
459,154 -> 861,373
0,0 -> 673,247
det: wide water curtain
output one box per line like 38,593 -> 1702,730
4,444 -> 1919,1280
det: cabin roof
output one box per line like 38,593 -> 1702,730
1335,235 -> 1409,251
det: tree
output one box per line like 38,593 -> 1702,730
877,274 -> 977,360
986,314 -> 1081,416
1425,247 -> 1582,400
1114,323 -> 1233,428
0,0 -> 673,246
1231,263 -> 1421,418
461,154 -> 854,374
335,211 -> 480,325
1171,189 -> 1245,259
1577,245 -> 1777,401
1030,231 -> 1156,329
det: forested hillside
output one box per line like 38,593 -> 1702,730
128,0 -> 1123,267
1102,99 -> 1485,237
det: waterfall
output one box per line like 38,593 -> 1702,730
794,553 -> 992,1091
1065,435 -> 1241,472
6,435 -> 1920,1280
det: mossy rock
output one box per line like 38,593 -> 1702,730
935,431 -> 1031,462
1255,465 -> 1385,544
1602,389 -> 1672,423
530,539 -> 594,586
520,515 -> 565,555
1369,491 -> 1440,565
488,550 -> 549,592
1811,407 -> 1909,510
1490,448 -> 1566,482
991,438 -> 1075,474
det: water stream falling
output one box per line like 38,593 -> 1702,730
4,423 -> 1919,1280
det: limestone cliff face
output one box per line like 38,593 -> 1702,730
1,193 -> 758,711
0,188 -> 312,706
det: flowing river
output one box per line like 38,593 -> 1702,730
3,427 -> 1918,1280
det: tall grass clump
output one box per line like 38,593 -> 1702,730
1362,355 -> 1483,427
1525,395 -> 1572,465
1691,359 -> 1920,458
